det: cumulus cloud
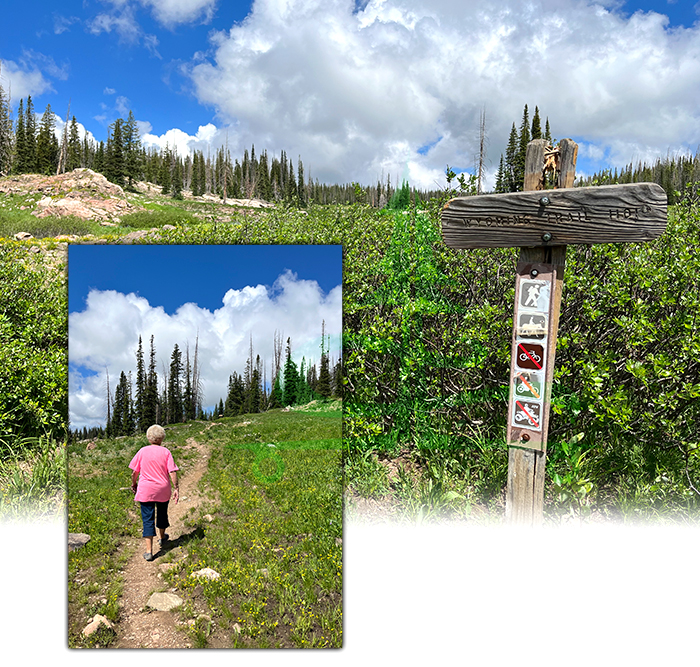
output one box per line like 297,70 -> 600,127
139,0 -> 218,26
0,51 -> 68,100
68,271 -> 342,429
141,122 -> 220,156
174,0 -> 700,189
87,3 -> 161,56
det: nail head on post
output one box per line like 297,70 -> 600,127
542,232 -> 552,242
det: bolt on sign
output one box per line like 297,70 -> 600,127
441,137 -> 668,525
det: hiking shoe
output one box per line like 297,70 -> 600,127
158,533 -> 169,546
143,552 -> 154,562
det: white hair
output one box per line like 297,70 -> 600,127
146,424 -> 166,444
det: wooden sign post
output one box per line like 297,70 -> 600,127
441,138 -> 668,525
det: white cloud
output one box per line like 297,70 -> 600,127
0,51 -> 69,101
141,122 -> 220,156
68,271 -> 342,429
169,0 -> 700,190
139,0 -> 217,26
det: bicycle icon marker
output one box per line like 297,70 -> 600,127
516,342 -> 545,371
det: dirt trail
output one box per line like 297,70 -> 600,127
114,436 -> 212,649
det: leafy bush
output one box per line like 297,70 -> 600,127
0,241 -> 67,441
344,186 -> 700,519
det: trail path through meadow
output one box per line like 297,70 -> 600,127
114,435 -> 213,649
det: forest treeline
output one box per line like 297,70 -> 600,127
70,325 -> 342,442
2,86 -> 698,210
0,86 -> 439,207
493,104 -> 700,203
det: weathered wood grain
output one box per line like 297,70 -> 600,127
442,182 -> 667,248
558,138 -> 578,189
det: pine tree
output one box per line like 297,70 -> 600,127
67,116 -> 81,171
172,154 -> 183,199
297,156 -> 306,207
123,110 -> 142,188
167,343 -> 183,423
143,335 -> 159,428
0,81 -> 12,177
13,98 -> 26,173
504,123 -> 519,192
191,151 -> 200,195
283,338 -> 298,406
531,105 -> 542,140
105,118 -> 125,186
225,372 -> 245,416
135,336 -> 146,432
285,160 -> 296,203
514,104 -> 530,191
269,372 -> 283,409
495,155 -> 506,193
24,96 -> 37,173
544,118 -> 552,144
317,320 -> 332,398
159,145 -> 172,194
36,104 -> 58,175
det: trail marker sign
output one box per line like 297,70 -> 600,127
441,137 -> 668,525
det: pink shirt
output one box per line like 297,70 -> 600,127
129,445 -> 179,503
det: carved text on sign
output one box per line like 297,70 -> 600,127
441,182 -> 667,249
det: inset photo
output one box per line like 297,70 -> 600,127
67,244 -> 342,649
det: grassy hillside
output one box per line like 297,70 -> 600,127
68,406 -> 342,648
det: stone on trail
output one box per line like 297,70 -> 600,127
68,533 -> 91,551
194,567 -> 221,581
82,614 -> 113,636
147,592 -> 184,611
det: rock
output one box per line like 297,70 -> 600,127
146,592 -> 183,611
203,514 -> 214,522
193,567 -> 221,581
256,568 -> 269,578
120,230 -> 151,243
162,224 -> 177,230
82,614 -> 113,636
14,232 -> 33,241
99,221 -> 118,227
68,533 -> 91,551
232,623 -> 242,635
86,441 -> 96,450
158,562 -> 178,573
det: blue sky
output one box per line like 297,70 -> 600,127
68,244 -> 342,430
2,1 -> 700,189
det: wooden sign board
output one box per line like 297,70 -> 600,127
442,182 -> 667,249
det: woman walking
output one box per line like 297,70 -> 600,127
129,424 -> 179,562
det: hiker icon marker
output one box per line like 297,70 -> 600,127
519,280 -> 550,312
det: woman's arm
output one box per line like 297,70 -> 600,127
131,470 -> 139,493
170,471 -> 179,504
